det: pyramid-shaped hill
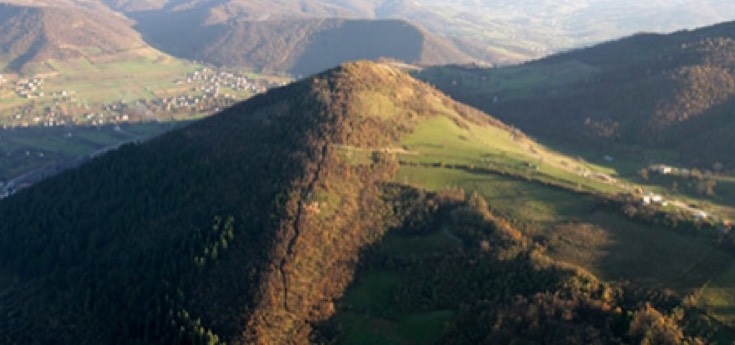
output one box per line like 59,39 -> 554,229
1,61 -> 717,344
0,61 -> 520,343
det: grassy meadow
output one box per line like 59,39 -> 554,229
335,105 -> 735,336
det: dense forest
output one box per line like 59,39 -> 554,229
0,62 -> 412,343
0,62 -> 730,344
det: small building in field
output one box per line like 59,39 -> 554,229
652,164 -> 673,175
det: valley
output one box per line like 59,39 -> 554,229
0,52 -> 286,191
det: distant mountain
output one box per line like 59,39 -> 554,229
0,2 -> 152,71
131,10 -> 476,76
4,0 -> 725,72
1,61 -> 719,343
103,0 -> 360,21
418,21 -> 735,168
110,0 -> 734,65
377,0 -> 733,64
99,0 -> 484,74
102,0 -> 168,12
104,0 -> 375,22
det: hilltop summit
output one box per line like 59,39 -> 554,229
0,61 -> 501,343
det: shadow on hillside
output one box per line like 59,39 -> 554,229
128,8 -> 223,63
0,122 -> 183,183
547,208 -> 734,294
291,19 -> 424,77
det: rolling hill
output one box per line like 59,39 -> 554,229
4,0 -> 728,73
1,61 -> 733,344
417,21 -> 735,169
0,1 -> 154,71
129,6 -> 476,76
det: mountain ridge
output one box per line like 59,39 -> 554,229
104,0 -> 731,66
0,2 -> 152,71
131,12 -> 476,75
417,20 -> 735,168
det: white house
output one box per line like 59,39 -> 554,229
655,165 -> 673,175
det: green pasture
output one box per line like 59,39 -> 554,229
397,115 -> 622,194
381,112 -> 735,327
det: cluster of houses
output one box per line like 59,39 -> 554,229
636,188 -> 715,222
178,68 -> 267,94
82,111 -> 129,126
156,93 -> 237,114
650,164 -> 693,176
14,78 -> 45,99
1,66 -> 276,129
640,191 -> 668,207
2,92 -> 243,129
574,166 -> 617,184
6,100 -> 77,128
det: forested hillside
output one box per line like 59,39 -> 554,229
0,2 -> 150,71
417,21 -> 735,168
0,62 -> 730,344
131,12 -> 474,76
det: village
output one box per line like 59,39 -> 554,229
1,67 -> 274,129
0,66 -> 280,200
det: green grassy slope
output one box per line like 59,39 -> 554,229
389,109 -> 735,293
